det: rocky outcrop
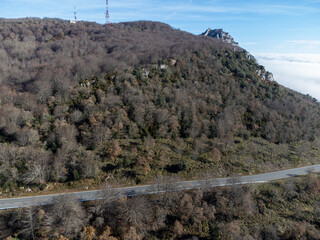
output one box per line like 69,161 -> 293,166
202,28 -> 274,81
201,28 -> 239,47
256,69 -> 274,81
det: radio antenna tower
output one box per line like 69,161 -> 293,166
105,0 -> 110,24
74,6 -> 77,23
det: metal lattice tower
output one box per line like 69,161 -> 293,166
74,6 -> 77,23
105,0 -> 110,24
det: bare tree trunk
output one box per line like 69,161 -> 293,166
27,208 -> 35,240
9,206 -> 37,240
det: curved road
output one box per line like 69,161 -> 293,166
1,164 -> 320,209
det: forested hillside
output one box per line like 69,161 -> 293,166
0,18 -> 320,193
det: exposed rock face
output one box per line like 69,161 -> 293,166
202,28 -> 275,82
256,69 -> 274,81
201,28 -> 239,47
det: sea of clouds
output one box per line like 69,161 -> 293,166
254,53 -> 320,100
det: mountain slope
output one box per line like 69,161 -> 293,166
0,18 -> 319,192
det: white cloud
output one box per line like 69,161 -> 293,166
254,53 -> 320,100
269,40 -> 320,54
286,40 -> 320,46
241,42 -> 258,46
157,3 -> 319,16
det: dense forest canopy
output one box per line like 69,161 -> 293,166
0,18 -> 320,190
0,18 -> 230,87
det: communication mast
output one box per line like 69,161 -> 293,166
70,6 -> 77,24
74,6 -> 77,23
105,0 -> 110,24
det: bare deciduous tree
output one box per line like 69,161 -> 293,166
23,151 -> 50,185
117,196 -> 153,236
151,175 -> 182,208
152,175 -> 182,194
46,195 -> 86,238
305,172 -> 320,194
8,206 -> 38,240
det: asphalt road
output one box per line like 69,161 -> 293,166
1,164 -> 320,210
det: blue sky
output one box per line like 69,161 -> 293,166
1,0 -> 320,98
